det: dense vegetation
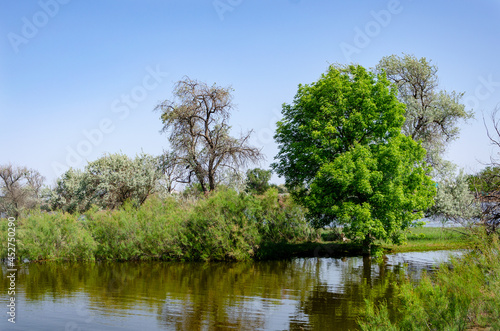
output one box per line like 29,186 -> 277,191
0,188 -> 317,261
0,55 -> 495,263
2,55 -> 499,328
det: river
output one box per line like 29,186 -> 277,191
1,250 -> 461,330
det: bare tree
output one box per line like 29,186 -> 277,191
0,164 -> 45,218
474,107 -> 500,233
156,150 -> 186,193
155,77 -> 262,192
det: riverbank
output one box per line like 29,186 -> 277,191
256,227 -> 471,260
0,189 -> 471,262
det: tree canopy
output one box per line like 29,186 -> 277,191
245,168 -> 272,195
273,64 -> 436,244
376,54 -> 473,170
0,164 -> 45,218
155,77 -> 262,193
47,153 -> 159,213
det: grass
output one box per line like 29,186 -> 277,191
256,227 -> 472,260
381,227 -> 472,253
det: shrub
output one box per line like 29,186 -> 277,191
15,212 -> 96,261
1,189 -> 318,262
183,189 -> 262,261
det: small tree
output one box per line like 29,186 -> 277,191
156,150 -> 186,194
245,168 -> 272,194
469,166 -> 500,196
0,164 -> 45,218
49,153 -> 160,213
431,167 -> 480,227
470,108 -> 500,233
273,64 -> 436,246
155,77 -> 262,193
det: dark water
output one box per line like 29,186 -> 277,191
1,251 -> 460,331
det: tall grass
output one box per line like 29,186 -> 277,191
359,229 -> 500,330
0,188 -> 317,262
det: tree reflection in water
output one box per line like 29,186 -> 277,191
1,251 -> 454,330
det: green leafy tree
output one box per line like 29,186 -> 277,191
469,166 -> 500,196
245,168 -> 272,194
376,54 -> 473,171
273,64 -> 436,245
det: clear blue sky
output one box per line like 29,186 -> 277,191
1,0 -> 500,184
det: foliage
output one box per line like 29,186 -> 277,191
273,64 -> 435,245
84,196 -> 188,260
430,167 -> 481,227
376,54 -> 473,171
155,77 -> 262,192
245,168 -> 272,194
469,166 -> 500,195
183,189 -> 262,260
13,212 -> 97,261
256,188 -> 317,243
0,164 -> 45,218
359,229 -> 500,330
1,189 -> 316,262
47,153 -> 160,213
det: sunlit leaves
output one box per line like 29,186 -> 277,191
273,64 -> 435,245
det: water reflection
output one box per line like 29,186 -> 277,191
0,251 -> 460,330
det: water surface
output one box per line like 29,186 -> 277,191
1,250 -> 460,330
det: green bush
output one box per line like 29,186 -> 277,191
15,212 -> 96,261
1,189 -> 318,262
254,189 -> 317,243
84,196 -> 188,261
183,189 -> 262,260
